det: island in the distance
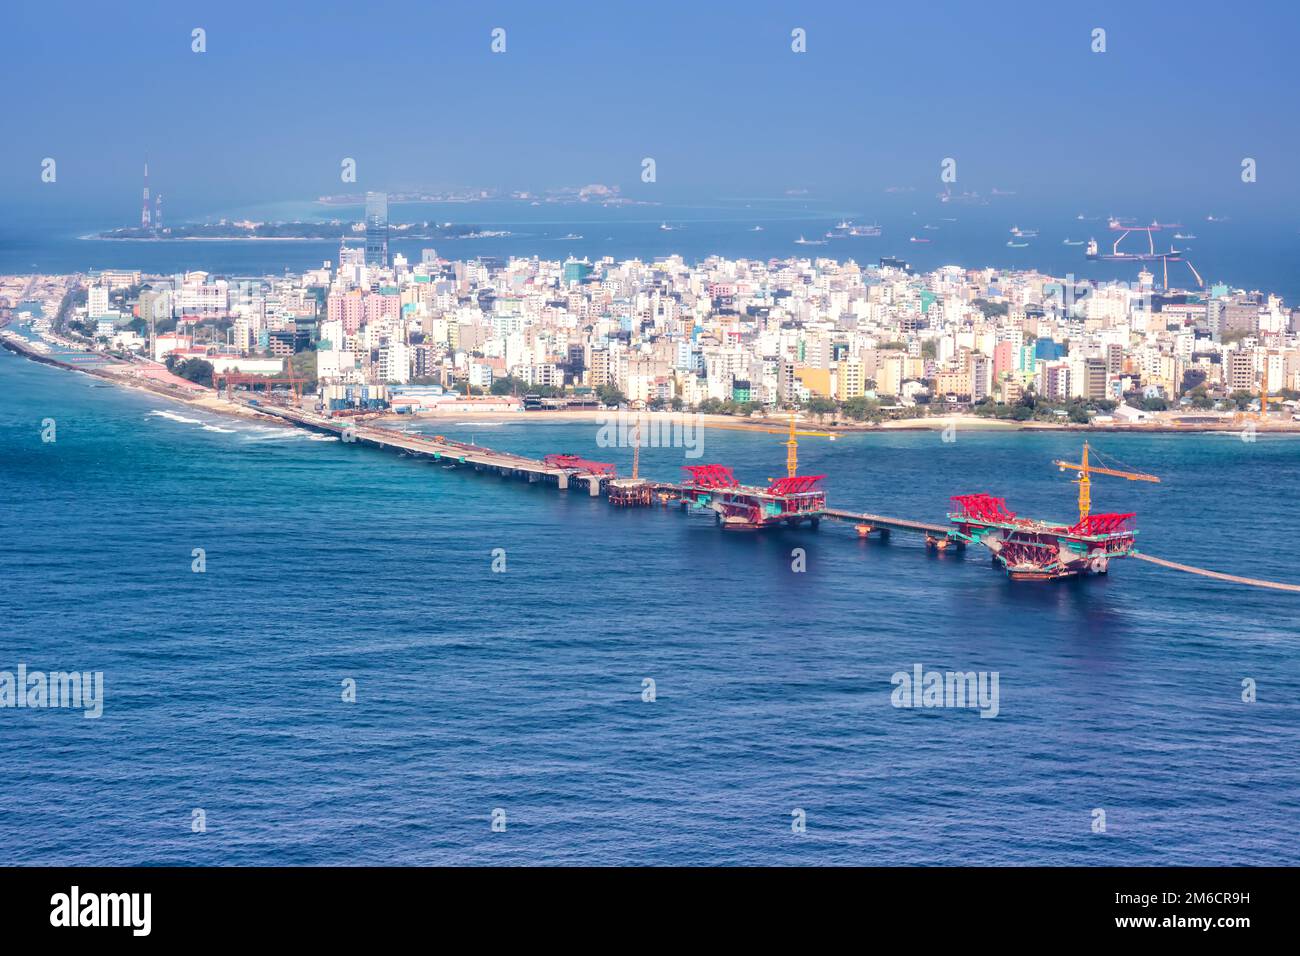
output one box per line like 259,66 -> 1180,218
95,220 -> 509,241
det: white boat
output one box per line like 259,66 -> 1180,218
659,223 -> 674,231
1062,238 -> 1084,246
794,235 -> 826,245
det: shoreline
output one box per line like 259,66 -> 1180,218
4,322 -> 1298,437
375,406 -> 1300,434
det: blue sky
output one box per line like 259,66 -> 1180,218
3,0 -> 1299,216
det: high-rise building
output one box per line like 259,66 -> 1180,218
1226,350 -> 1255,392
835,357 -> 864,401
140,162 -> 151,230
87,284 -> 110,318
563,258 -> 593,286
1081,356 -> 1108,400
365,191 -> 389,267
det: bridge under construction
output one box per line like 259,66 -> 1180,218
247,401 -> 1297,594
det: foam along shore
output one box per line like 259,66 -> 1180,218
3,324 -> 1295,436
0,328 -> 291,428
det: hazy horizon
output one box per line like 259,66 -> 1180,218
4,0 -> 1300,219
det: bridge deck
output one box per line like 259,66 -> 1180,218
253,404 -> 575,481
823,508 -> 949,535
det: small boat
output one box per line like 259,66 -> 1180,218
909,236 -> 930,243
923,224 -> 939,230
795,235 -> 826,245
1010,226 -> 1039,238
1007,241 -> 1029,248
559,233 -> 582,240
750,225 -> 764,232
659,223 -> 674,231
1173,232 -> 1197,240
1062,238 -> 1084,246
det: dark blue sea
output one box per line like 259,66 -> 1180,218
2,349 -> 1298,865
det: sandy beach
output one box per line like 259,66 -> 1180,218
5,320 -> 1298,437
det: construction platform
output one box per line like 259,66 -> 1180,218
676,464 -> 826,530
946,493 -> 1138,581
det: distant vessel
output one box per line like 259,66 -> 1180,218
1062,238 -> 1084,246
1173,232 -> 1197,240
909,236 -> 930,244
1085,238 -> 1099,258
1009,226 -> 1039,238
794,235 -> 826,245
828,219 -> 881,238
659,222 -> 674,231
1006,240 -> 1029,248
923,224 -> 940,231
750,225 -> 764,232
559,233 -> 582,240
1206,215 -> 1227,222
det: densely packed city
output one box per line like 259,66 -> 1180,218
5,196 -> 1298,426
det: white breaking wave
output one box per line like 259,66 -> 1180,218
148,409 -> 204,425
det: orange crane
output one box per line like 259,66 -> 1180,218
1259,380 -> 1288,421
695,412 -> 834,477
1052,441 -> 1160,522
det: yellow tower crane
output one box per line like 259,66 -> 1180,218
1259,381 -> 1287,421
694,412 -> 834,478
1051,441 -> 1160,523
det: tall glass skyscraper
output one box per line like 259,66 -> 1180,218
365,191 -> 389,267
